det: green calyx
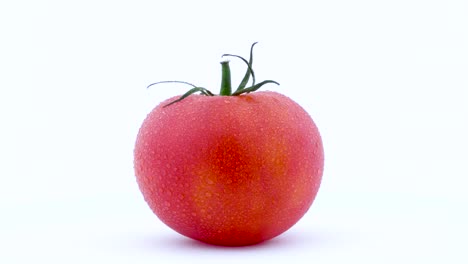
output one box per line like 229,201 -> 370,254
147,42 -> 279,107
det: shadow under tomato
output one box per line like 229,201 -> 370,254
137,228 -> 341,252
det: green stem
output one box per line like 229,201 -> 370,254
219,61 -> 232,96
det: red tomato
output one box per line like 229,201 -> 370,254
134,44 -> 324,246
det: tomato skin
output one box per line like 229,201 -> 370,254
134,91 -> 323,246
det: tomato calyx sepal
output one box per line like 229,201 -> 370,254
222,41 -> 257,93
147,42 -> 279,107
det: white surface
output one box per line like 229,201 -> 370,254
1,0 -> 467,263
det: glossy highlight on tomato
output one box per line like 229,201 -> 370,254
134,43 -> 324,246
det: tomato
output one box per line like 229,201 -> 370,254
134,44 -> 324,246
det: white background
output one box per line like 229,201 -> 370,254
1,0 -> 467,263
